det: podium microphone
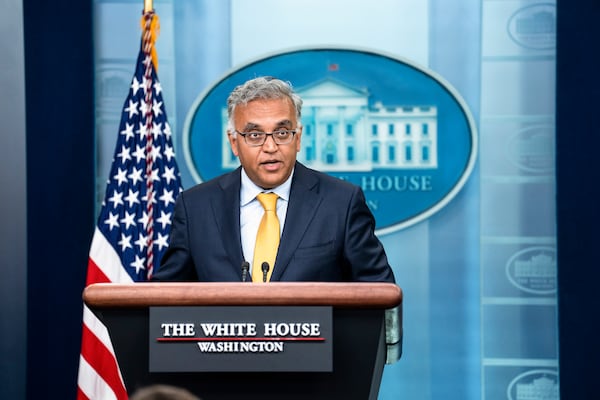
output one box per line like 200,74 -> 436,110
261,262 -> 270,283
241,261 -> 250,282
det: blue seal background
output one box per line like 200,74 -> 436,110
185,48 -> 476,231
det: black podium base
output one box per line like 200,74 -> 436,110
100,307 -> 387,400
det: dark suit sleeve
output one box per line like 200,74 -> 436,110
152,193 -> 198,281
344,186 -> 396,283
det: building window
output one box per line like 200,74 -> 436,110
422,145 -> 430,162
388,144 -> 396,162
371,124 -> 378,136
422,123 -> 429,135
372,144 -> 380,163
405,124 -> 411,135
346,124 -> 354,136
306,146 -> 314,161
347,145 -> 355,162
405,144 -> 412,162
327,124 -> 334,136
388,124 -> 395,135
324,142 -> 336,164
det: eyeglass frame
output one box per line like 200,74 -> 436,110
234,129 -> 298,147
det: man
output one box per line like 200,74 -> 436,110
153,77 -> 394,283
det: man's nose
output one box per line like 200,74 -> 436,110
262,134 -> 278,151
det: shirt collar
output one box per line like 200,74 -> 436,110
240,167 -> 294,207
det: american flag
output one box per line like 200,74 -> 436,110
77,12 -> 182,399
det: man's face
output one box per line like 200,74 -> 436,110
228,98 -> 302,189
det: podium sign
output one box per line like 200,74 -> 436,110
149,306 -> 332,372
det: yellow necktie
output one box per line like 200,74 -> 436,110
252,193 -> 280,282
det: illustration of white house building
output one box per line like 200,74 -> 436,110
516,375 -> 558,400
222,78 -> 438,171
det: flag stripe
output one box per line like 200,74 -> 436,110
77,385 -> 91,400
82,305 -> 117,356
87,228 -> 134,285
85,258 -> 110,286
80,323 -> 127,399
77,355 -> 119,400
79,305 -> 126,399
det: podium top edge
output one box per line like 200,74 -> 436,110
83,282 -> 403,309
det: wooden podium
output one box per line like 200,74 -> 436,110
83,282 -> 402,400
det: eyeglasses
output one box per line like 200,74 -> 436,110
235,129 -> 297,147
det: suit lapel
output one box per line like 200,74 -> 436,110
212,168 -> 244,272
271,163 -> 322,281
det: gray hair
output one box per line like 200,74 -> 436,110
227,77 -> 303,134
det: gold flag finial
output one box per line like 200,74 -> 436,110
144,0 -> 153,13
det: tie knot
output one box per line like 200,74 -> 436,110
257,192 -> 278,211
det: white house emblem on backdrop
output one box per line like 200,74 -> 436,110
508,3 -> 556,50
184,48 -> 477,234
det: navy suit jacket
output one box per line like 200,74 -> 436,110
153,162 -> 395,283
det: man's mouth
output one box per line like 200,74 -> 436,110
261,160 -> 281,170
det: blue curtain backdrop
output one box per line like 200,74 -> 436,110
21,0 -> 94,398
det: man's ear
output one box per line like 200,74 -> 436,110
227,132 -> 239,157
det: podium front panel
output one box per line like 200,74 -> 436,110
98,307 -> 386,400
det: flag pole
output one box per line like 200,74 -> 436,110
144,0 -> 153,13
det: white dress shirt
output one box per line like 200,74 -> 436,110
239,168 -> 293,276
